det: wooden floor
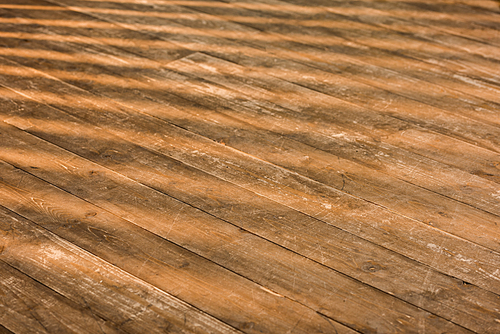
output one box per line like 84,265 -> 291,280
1,0 -> 500,333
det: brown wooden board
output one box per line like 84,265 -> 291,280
1,22 -> 499,221
0,5 -> 499,228
0,259 -> 125,334
0,79 -> 499,332
45,0 -> 500,122
1,0 -> 500,332
279,0 -> 500,60
341,0 -> 500,46
1,15 -> 498,200
1,51 -> 500,258
163,52 -> 500,211
14,0 -> 500,168
0,206 -> 243,334
187,0 -> 500,98
0,162 -> 359,333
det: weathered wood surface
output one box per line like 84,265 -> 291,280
0,259 -> 124,334
0,324 -> 13,334
0,207 -> 244,334
0,0 -> 499,333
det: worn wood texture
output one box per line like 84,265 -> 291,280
0,324 -> 13,334
0,259 -> 124,334
0,207 -> 244,334
0,0 -> 499,333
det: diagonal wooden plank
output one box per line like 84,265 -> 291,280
2,0 -> 497,332
167,0 -> 500,124
402,0 -> 500,12
5,116 -> 488,333
206,54 -> 500,184
0,45 -> 494,260
52,0 -> 500,106
351,0 -> 500,46
1,78 -> 500,333
1,49 -> 499,255
163,52 -> 500,211
1,103 -> 497,332
188,0 -> 500,99
281,0 -> 500,56
1,10 -> 498,190
0,259 -> 125,334
28,0 -> 500,155
0,161 -> 359,334
0,5 -> 498,220
0,206 -> 243,334
0,1 -> 498,332
3,17 -> 499,217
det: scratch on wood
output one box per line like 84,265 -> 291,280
259,286 -> 283,298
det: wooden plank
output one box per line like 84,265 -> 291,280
299,0 -> 500,58
1,49 -> 500,256
170,0 -> 500,124
232,0 -> 500,55
191,0 -> 500,99
163,52 -> 500,211
0,6 -> 498,217
312,0 -> 500,92
0,0 -> 498,326
0,161 -> 360,334
1,10 -> 498,190
208,55 -> 500,184
22,35 -> 500,225
0,207 -> 242,334
50,0 -> 500,109
402,0 -> 500,11
28,0 -> 500,156
0,3 -> 193,64
0,259 -> 124,334
4,10 -> 499,198
0,100 -> 484,332
0,83 -> 499,333
353,0 -> 500,46
0,40 -> 498,249
0,0 -> 498,332
0,324 -> 13,334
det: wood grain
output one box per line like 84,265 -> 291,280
0,78 -> 499,333
48,0 -> 500,128
11,0 -> 498,179
0,161 -> 357,332
0,206 -> 243,334
0,259 -> 124,334
1,0 -> 499,332
1,53 -> 500,262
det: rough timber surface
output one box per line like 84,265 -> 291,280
0,0 -> 499,333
